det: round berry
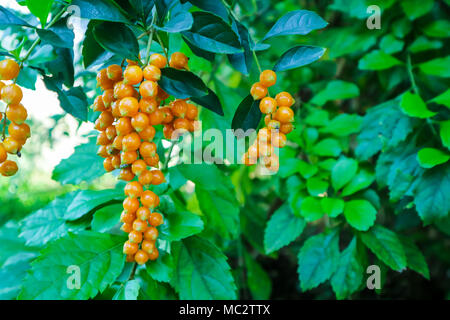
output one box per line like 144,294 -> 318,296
275,106 -> 294,123
5,104 -> 27,124
134,250 -> 149,265
149,109 -> 165,126
138,170 -> 153,186
0,160 -> 18,177
115,117 -> 133,136
124,181 -> 144,198
149,212 -> 164,227
275,92 -> 295,107
139,97 -> 158,114
139,81 -> 158,98
121,151 -> 138,165
122,132 -> 141,152
151,170 -> 165,185
141,240 -> 155,254
128,230 -> 143,244
132,219 -> 148,232
131,112 -> 150,132
120,211 -> 136,224
136,206 -> 151,221
143,64 -> 161,81
0,59 -> 20,80
260,70 -> 277,87
144,227 -> 158,241
141,190 -> 159,209
169,52 -> 189,69
139,142 -> 157,158
131,159 -> 147,176
106,64 -> 123,81
123,241 -> 139,255
119,167 -> 135,181
1,84 -> 23,105
150,53 -> 167,69
119,97 -> 139,117
123,197 -> 140,213
123,65 -> 143,85
3,137 -> 20,154
139,125 -> 156,142
250,83 -> 268,100
259,97 -> 277,114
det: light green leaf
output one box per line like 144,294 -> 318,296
321,198 -> 344,218
300,197 -> 324,222
264,204 -> 306,254
440,120 -> 450,149
417,148 -> 450,169
26,0 -> 54,27
344,200 -> 377,231
423,20 -> 450,38
331,157 -> 358,191
341,168 -> 375,196
380,34 -> 404,54
409,36 -> 442,53
306,177 -> 329,196
319,114 -> 362,136
312,138 -> 342,157
358,50 -> 402,70
91,204 -> 122,232
297,230 -> 339,291
431,89 -> 450,108
159,210 -> 204,242
400,91 -> 436,118
145,251 -> 174,283
400,0 -> 433,20
113,280 -> 140,300
311,80 -> 360,106
19,231 -> 125,299
360,225 -> 407,271
419,56 -> 450,77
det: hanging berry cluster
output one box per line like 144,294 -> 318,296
93,52 -> 199,265
243,70 -> 295,172
0,59 -> 30,177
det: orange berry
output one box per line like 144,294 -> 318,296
121,150 -> 138,165
131,112 -> 150,132
186,103 -> 198,120
169,52 -> 189,69
148,248 -> 159,260
141,190 -> 159,209
114,81 -> 136,99
150,53 -> 167,69
123,241 -> 139,255
97,145 -> 109,158
134,250 -> 149,265
139,97 -> 158,114
275,92 -> 295,107
143,65 -> 161,81
250,82 -> 268,100
120,211 -> 136,224
188,120 -> 196,132
259,97 -> 277,114
92,95 -> 106,112
151,170 -> 165,185
118,97 -> 139,117
149,109 -> 165,126
260,70 -> 277,87
133,219 -> 148,232
139,142 -> 157,158
257,127 -> 271,143
96,131 -> 111,146
173,118 -> 190,131
144,154 -> 159,167
0,143 -> 7,163
5,104 -> 27,124
0,59 -> 20,80
111,101 -> 121,118
102,89 -> 115,107
1,84 -> 23,105
271,132 -> 287,148
8,122 -> 30,141
171,100 -> 188,118
103,157 -> 114,172
122,132 -> 141,152
124,181 -> 144,198
97,69 -> 114,90
163,124 -> 175,140
123,197 -> 140,214
105,125 -> 117,140
139,125 -> 156,142
112,135 -> 123,150
149,212 -> 164,227
123,65 -> 143,85
160,106 -> 174,124
115,117 -> 133,136
131,159 -> 147,176
138,170 -> 153,186
280,123 -> 294,135
139,81 -> 158,98
258,142 -> 274,157
111,154 -> 121,169
141,240 -> 155,254
128,230 -> 143,243
263,154 -> 280,172
106,64 -> 123,81
144,227 -> 158,241
3,137 -> 20,154
275,106 -> 294,123
267,119 -> 281,131
136,206 -> 151,221
121,223 -> 133,233
119,166 -> 135,181
248,144 -> 259,160
95,111 -> 114,130
0,160 -> 18,176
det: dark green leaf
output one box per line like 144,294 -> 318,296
232,95 -> 261,132
274,46 -> 325,72
0,6 -> 33,27
159,68 -> 208,99
71,0 -> 129,22
190,88 -> 224,116
93,22 -> 139,60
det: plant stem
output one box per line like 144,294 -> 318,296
155,32 -> 169,65
144,14 -> 158,65
406,54 -> 419,95
128,262 -> 138,281
1,112 -> 7,140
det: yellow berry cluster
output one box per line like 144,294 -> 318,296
243,70 -> 295,171
93,52 -> 199,265
0,59 -> 30,177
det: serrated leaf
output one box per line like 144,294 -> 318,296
360,225 -> 407,271
91,204 -> 122,232
331,157 -> 358,191
113,280 -> 140,300
264,204 -> 306,254
244,250 -> 272,299
172,236 -> 237,299
19,231 -> 125,299
145,251 -> 174,283
159,210 -> 204,242
344,200 -> 377,231
297,230 -> 339,291
273,46 -> 325,72
398,236 -> 429,279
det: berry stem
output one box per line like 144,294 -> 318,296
1,111 -> 7,140
144,13 -> 158,66
406,53 -> 419,95
128,262 -> 138,281
252,50 -> 262,74
155,32 -> 170,65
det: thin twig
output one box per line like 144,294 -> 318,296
155,32 -> 169,65
128,262 -> 138,281
144,13 -> 157,65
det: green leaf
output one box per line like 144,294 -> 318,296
159,210 -> 204,242
145,251 -> 174,283
423,20 -> 450,38
231,94 -> 262,131
409,36 -> 442,53
306,177 -> 329,196
297,230 -> 339,291
311,81 -> 360,106
71,0 -> 129,22
91,204 -> 122,232
419,56 -> 450,78
319,114 -> 362,136
228,19 -> 253,75
331,237 -> 365,299
263,10 -> 328,40
440,120 -> 450,149
305,108 -> 329,126
26,0 -> 54,27
344,200 -> 377,231
37,21 -> 75,48
172,236 -> 237,299
360,225 -> 407,271
400,0 -> 433,20
0,6 -> 33,27
19,231 -> 125,299
358,50 -> 402,70
264,204 -> 306,254
417,148 -> 450,169
190,88 -> 224,116
379,34 -> 404,54
159,68 -> 208,99
321,198 -> 344,218
273,46 -> 325,72
398,236 -> 430,279
82,21 -> 112,69
113,280 -> 140,300
52,138 -> 104,185
300,197 -> 324,222
431,89 -> 450,108
16,67 -> 39,90
182,12 -> 241,54
413,164 -> 450,224
181,0 -> 229,21
400,91 -> 436,118
137,269 -> 177,300
341,168 -> 375,196
93,22 -> 139,60
0,252 -> 37,300
312,138 -> 341,157
155,9 -> 193,33
331,157 -> 358,191
244,251 -> 272,299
